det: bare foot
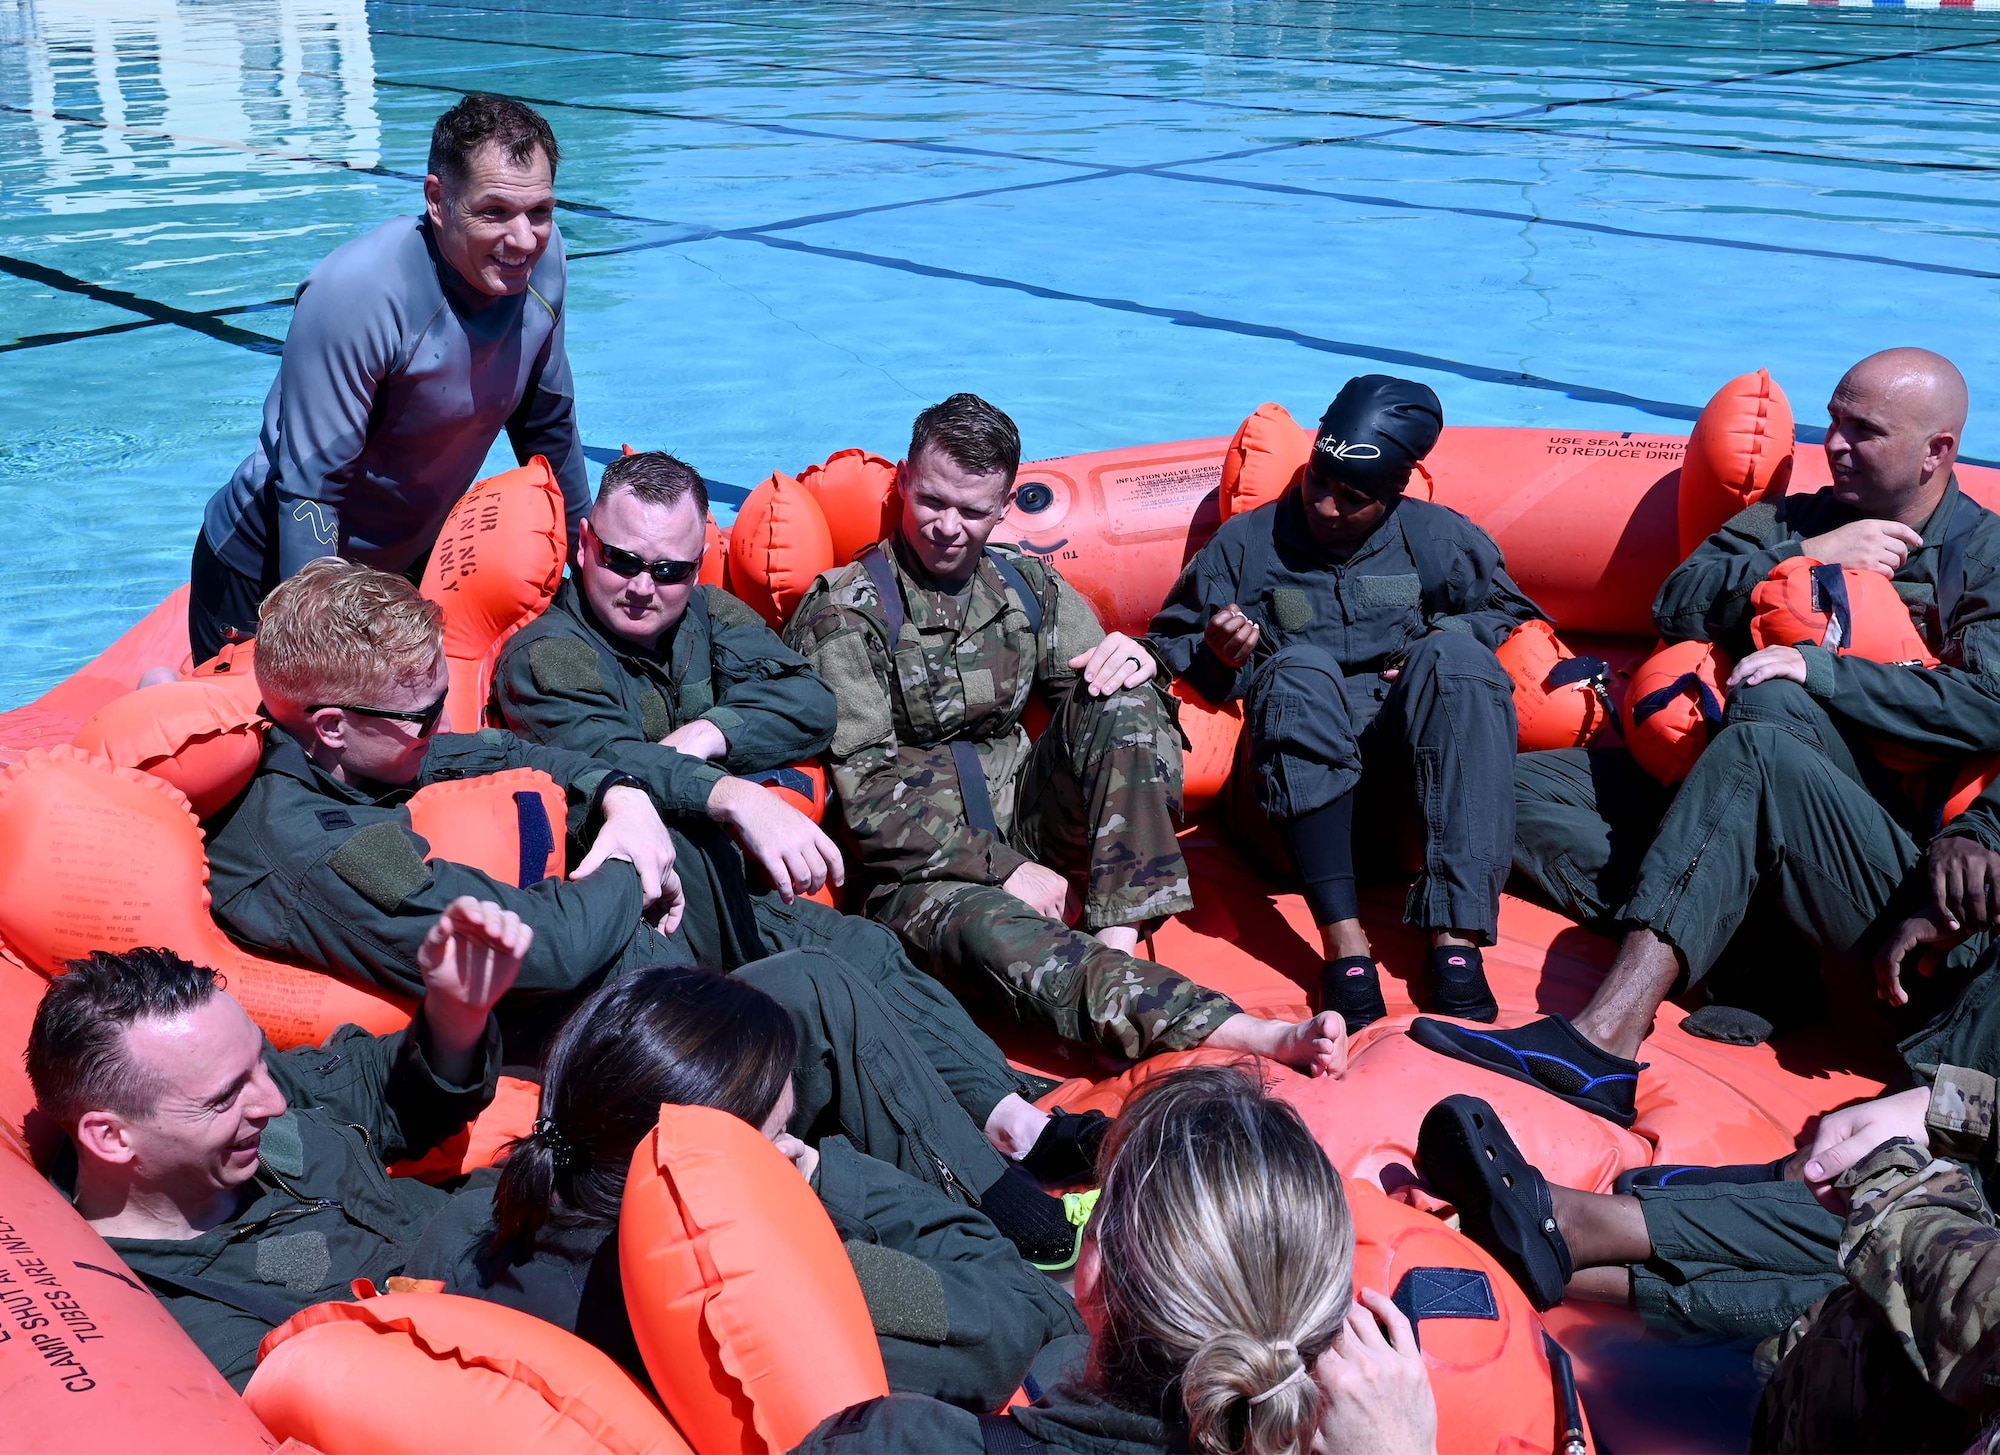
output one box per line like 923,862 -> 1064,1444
1207,1011 -> 1348,1077
1095,924 -> 1140,954
137,666 -> 179,689
984,1093 -> 1052,1159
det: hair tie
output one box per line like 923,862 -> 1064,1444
1247,1341 -> 1310,1407
534,1118 -> 576,1172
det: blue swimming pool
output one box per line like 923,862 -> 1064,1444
3,0 -> 1997,710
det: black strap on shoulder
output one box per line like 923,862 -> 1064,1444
133,1266 -> 318,1328
859,543 -> 1028,839
1391,499 -> 1458,621
977,1414 -> 1057,1454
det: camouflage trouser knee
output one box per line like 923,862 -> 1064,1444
876,879 -> 1238,1061
1010,680 -> 1193,933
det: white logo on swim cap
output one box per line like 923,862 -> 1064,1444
1314,437 -> 1382,462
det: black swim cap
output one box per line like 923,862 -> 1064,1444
1309,375 -> 1444,502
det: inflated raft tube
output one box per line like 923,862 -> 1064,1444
247,1291 -> 690,1455
621,1104 -> 888,1455
0,1121 -> 278,1452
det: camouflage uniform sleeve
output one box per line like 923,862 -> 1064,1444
702,586 -> 839,771
1026,560 -> 1105,695
785,580 -> 1030,889
1653,499 -> 1805,649
492,632 -> 728,817
1837,1136 -> 2000,1414
1429,515 -> 1547,649
1926,1064 -> 1998,1170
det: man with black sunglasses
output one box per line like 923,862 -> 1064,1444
495,450 -> 843,903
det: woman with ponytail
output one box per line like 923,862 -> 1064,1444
796,1064 -> 1437,1455
403,962 -> 1082,1411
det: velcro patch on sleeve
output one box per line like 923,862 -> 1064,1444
528,636 -> 605,695
817,628 -> 895,757
327,820 -> 434,912
844,1239 -> 950,1344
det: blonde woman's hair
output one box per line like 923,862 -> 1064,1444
1090,1064 -> 1354,1455
254,558 -> 445,718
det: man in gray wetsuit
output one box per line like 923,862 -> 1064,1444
187,93 -> 591,661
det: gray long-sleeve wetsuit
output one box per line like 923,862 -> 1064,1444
192,214 -> 590,651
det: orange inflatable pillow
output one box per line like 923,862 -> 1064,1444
72,679 -> 268,820
1348,1182 -> 1582,1455
621,1104 -> 888,1455
1496,620 -> 1618,752
406,767 -> 570,885
796,448 -> 899,567
185,637 -> 267,713
728,473 -> 836,631
1679,368 -> 1794,557
247,1292 -> 692,1455
389,1073 -> 541,1183
1219,402 -> 1313,520
1943,756 -> 2000,827
1171,676 -> 1243,815
741,760 -> 828,826
420,457 -> 569,734
1750,557 -> 1936,666
1620,640 -> 1732,786
0,747 -> 412,1048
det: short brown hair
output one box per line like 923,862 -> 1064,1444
255,558 -> 444,717
596,450 -> 709,518
429,94 -> 559,191
909,393 -> 1021,484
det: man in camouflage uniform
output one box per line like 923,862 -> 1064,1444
786,393 -> 1343,1073
1753,1133 -> 2000,1453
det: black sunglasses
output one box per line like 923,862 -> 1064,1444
306,689 -> 450,736
598,539 -> 701,585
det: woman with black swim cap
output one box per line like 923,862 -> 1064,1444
1148,376 -> 1548,1034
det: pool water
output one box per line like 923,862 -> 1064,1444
3,0 -> 1998,709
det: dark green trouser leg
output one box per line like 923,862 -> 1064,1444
1621,681 -> 1920,985
733,948 -> 1010,1205
1512,747 -> 1673,930
1630,1179 -> 1845,1340
750,895 -> 1033,1126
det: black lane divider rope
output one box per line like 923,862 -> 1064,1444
0,254 -> 284,354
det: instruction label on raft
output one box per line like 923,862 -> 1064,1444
1543,434 -> 1685,462
0,1215 -> 105,1393
1090,454 -> 1224,543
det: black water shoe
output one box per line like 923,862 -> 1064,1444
1428,945 -> 1499,1023
1408,1014 -> 1643,1127
1322,956 -> 1388,1035
1613,1156 -> 1792,1194
1416,1095 -> 1573,1311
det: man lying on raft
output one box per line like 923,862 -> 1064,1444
785,393 -> 1344,1074
1426,348 -> 2000,1125
29,898 -> 527,1388
188,95 -> 591,662
1148,376 -> 1545,1033
202,559 -> 1105,1265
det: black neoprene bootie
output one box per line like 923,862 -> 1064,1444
1018,1109 -> 1111,1186
1428,944 -> 1499,1022
1321,955 -> 1387,1035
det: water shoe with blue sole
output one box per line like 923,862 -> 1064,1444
1408,1013 -> 1643,1128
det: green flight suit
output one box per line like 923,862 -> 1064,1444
492,576 -> 837,816
203,727 -> 1033,1198
52,1018 -> 499,1390
1513,478 -> 2000,989
796,1333 -> 1189,1454
787,536 -> 1232,1061
1752,1137 -> 2000,1453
